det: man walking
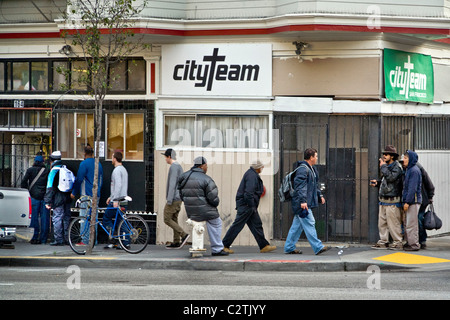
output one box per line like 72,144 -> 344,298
370,145 -> 404,250
162,148 -> 189,249
21,155 -> 50,244
284,148 -> 330,255
44,151 -> 72,246
402,150 -> 422,251
222,160 -> 276,254
178,156 -> 228,256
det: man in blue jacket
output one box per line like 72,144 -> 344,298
402,150 -> 422,251
71,145 -> 103,245
44,151 -> 72,246
284,148 -> 330,255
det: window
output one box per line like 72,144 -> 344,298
106,113 -> 144,161
31,62 -> 48,91
164,114 -> 269,149
0,62 -> 4,92
52,61 -> 68,91
11,62 -> 29,91
0,58 -> 146,94
76,113 -> 94,158
58,113 -> 75,159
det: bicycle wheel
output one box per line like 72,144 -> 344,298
117,215 -> 149,254
68,217 -> 94,255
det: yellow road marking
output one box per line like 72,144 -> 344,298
373,252 -> 450,265
0,256 -> 117,260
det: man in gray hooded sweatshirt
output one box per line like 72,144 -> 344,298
162,149 -> 189,249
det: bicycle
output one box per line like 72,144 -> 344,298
68,196 -> 149,255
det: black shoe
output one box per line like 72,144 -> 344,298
165,243 -> 181,249
212,250 -> 229,256
30,239 -> 41,245
316,246 -> 331,255
49,241 -> 64,246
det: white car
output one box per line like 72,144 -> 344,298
0,187 -> 31,247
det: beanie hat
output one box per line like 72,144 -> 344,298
49,151 -> 61,161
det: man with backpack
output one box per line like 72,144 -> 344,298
284,148 -> 330,255
21,154 -> 50,244
44,151 -> 74,246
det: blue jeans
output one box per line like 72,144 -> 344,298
79,195 -> 98,245
30,198 -> 50,243
103,203 -> 129,245
284,209 -> 324,254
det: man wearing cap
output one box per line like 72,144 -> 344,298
162,148 -> 189,249
369,145 -> 404,250
222,160 -> 276,254
21,154 -> 50,244
44,151 -> 72,246
178,156 -> 228,256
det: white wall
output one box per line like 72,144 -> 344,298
416,150 -> 450,236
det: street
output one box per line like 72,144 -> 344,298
1,266 -> 449,301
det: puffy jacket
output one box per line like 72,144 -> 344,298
44,160 -> 72,208
402,150 -> 422,205
378,160 -> 403,198
21,162 -> 49,200
235,167 -> 264,209
178,167 -> 220,221
291,161 -> 322,212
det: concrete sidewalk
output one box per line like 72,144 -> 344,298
1,236 -> 450,272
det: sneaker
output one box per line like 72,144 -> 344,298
104,244 -> 114,249
223,247 -> 234,254
404,245 -> 420,251
316,246 -> 331,255
389,243 -> 403,251
212,250 -> 229,256
75,242 -> 87,246
371,243 -> 389,250
49,241 -> 64,246
260,245 -> 277,253
165,243 -> 181,249
285,249 -> 302,254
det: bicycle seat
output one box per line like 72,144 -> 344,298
113,196 -> 132,202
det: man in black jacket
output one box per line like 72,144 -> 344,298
178,156 -> 228,256
370,145 -> 404,250
222,160 -> 276,254
21,155 -> 50,244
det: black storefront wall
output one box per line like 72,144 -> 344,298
52,99 -> 155,213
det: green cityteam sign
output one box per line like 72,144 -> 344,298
384,49 -> 434,104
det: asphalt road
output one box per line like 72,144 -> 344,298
1,266 -> 449,301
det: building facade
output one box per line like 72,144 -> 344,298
1,0 -> 449,244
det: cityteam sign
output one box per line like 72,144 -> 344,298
384,49 -> 434,104
161,44 -> 272,96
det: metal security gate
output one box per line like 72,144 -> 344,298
275,121 -> 329,241
0,133 -> 50,187
274,114 -> 378,243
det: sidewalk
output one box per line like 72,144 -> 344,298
1,236 -> 450,272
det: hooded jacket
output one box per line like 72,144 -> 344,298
178,167 -> 220,221
44,160 -> 72,208
402,150 -> 422,205
291,160 -> 323,212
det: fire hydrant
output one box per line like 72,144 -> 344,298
186,219 -> 207,257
